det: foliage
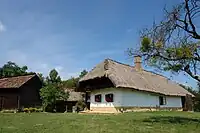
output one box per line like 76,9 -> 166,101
23,107 -> 42,113
140,37 -> 151,52
0,61 -> 34,78
46,69 -> 61,84
23,108 -> 29,113
75,100 -> 86,111
129,0 -> 200,82
39,69 -> 88,112
40,83 -> 68,112
40,69 -> 69,112
62,77 -> 79,89
62,70 -> 88,90
79,70 -> 88,78
37,73 -> 46,86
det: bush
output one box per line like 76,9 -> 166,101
0,108 -> 43,113
35,108 -> 43,112
75,101 -> 86,112
0,109 -> 17,113
23,108 -> 30,113
23,107 -> 43,113
29,107 -> 36,112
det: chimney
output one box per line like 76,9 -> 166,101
134,55 -> 142,70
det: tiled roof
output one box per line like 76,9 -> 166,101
0,75 -> 36,88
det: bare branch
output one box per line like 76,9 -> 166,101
185,0 -> 200,38
184,64 -> 200,82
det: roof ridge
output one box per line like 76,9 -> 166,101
106,58 -> 169,79
0,74 -> 36,80
79,59 -> 108,81
106,58 -> 134,68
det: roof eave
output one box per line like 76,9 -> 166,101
115,86 -> 193,97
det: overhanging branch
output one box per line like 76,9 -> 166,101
184,64 -> 200,82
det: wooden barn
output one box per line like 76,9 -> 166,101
0,74 -> 42,110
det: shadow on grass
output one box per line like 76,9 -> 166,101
143,116 -> 200,124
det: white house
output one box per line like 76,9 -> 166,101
78,56 -> 193,113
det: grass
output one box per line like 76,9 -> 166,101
0,111 -> 200,133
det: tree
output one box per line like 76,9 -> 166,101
40,69 -> 68,112
79,70 -> 88,78
0,61 -> 33,78
46,69 -> 61,84
128,0 -> 200,82
37,73 -> 46,86
62,70 -> 88,90
40,84 -> 68,112
62,77 -> 79,89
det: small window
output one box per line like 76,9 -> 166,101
95,94 -> 101,102
105,94 -> 113,102
159,96 -> 166,105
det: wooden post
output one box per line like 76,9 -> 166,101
17,95 -> 20,109
65,105 -> 68,112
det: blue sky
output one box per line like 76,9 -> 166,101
0,0 -> 197,87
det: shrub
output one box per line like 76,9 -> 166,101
0,107 -> 43,113
35,108 -> 43,112
75,100 -> 86,112
22,107 -> 42,113
1,109 -> 17,113
29,107 -> 36,112
23,108 -> 30,113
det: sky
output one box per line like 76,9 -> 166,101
0,0 -> 197,88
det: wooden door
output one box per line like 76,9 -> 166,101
0,96 -> 4,110
3,95 -> 18,109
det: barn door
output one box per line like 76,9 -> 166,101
3,95 -> 18,109
0,96 -> 4,110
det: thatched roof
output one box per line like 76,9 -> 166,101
64,89 -> 84,101
79,59 -> 193,97
0,74 -> 36,88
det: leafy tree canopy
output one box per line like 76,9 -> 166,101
0,61 -> 34,78
62,77 -> 79,89
40,69 -> 68,112
46,69 -> 61,84
40,83 -> 68,111
62,70 -> 88,89
79,70 -> 88,78
37,73 -> 46,86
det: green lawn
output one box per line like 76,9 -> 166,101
0,112 -> 200,133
